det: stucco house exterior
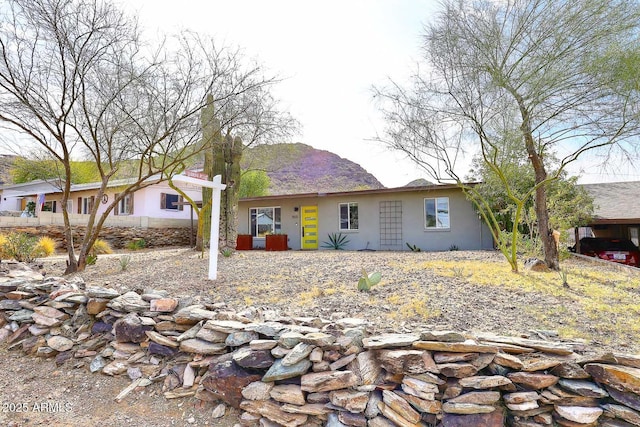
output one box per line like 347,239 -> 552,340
238,184 -> 494,251
0,177 -> 202,222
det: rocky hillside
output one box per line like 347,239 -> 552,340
242,143 -> 384,195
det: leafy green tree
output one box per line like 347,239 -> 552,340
468,150 -> 593,255
239,170 -> 270,198
375,0 -> 640,271
11,158 -> 101,184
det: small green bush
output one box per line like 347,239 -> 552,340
125,238 -> 147,251
1,232 -> 39,262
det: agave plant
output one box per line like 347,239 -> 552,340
357,269 -> 382,291
322,232 -> 350,250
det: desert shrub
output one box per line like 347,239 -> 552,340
125,238 -> 147,251
0,232 -> 38,262
33,236 -> 57,257
0,234 -> 7,259
119,255 -> 131,271
91,239 -> 113,255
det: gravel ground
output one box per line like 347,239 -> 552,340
42,247 -> 640,352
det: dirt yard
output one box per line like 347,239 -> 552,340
2,248 -> 639,426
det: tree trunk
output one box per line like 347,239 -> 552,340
522,130 -> 560,270
514,90 -> 560,271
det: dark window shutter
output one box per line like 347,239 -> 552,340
114,193 -> 119,215
77,197 -> 81,214
127,194 -> 134,214
160,193 -> 166,209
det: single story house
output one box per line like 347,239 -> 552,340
578,181 -> 640,246
238,184 -> 494,251
0,177 -> 202,221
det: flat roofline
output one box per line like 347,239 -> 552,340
239,182 -> 474,202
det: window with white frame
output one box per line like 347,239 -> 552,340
160,193 -> 184,211
250,207 -> 281,237
424,197 -> 450,229
115,193 -> 133,215
339,202 -> 358,231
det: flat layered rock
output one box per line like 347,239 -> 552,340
330,389 -> 370,413
443,402 -> 496,414
475,333 -> 575,355
601,404 -> 640,426
145,330 -> 179,348
301,370 -> 358,393
86,286 -> 120,299
558,379 -> 608,398
458,375 -> 512,389
202,360 -> 262,408
300,332 -> 336,347
378,349 -> 439,374
173,305 -> 216,324
398,391 -> 442,414
263,359 -> 312,382
348,351 -> 383,386
376,402 -> 422,427
363,334 -> 421,349
242,381 -> 274,401
607,386 -> 640,411
282,342 -> 314,366
150,298 -> 178,312
281,403 -> 331,416
584,363 -> 640,394
239,400 -> 308,427
179,338 -> 226,355
441,410 -> 505,427
226,331 -> 259,347
233,347 -> 275,369
46,335 -> 74,352
382,390 -> 421,423
555,405 -> 603,424
413,340 -> 498,354
507,372 -> 559,389
203,319 -> 248,333
450,391 -> 502,405
107,291 -> 149,313
270,384 -> 305,406
420,330 -> 466,342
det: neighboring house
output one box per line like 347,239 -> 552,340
238,184 -> 494,251
0,179 -> 63,213
579,181 -> 640,246
0,177 -> 202,221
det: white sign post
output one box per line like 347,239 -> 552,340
171,173 -> 227,280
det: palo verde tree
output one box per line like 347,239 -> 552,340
375,0 -> 640,272
467,144 -> 594,256
0,0 -> 284,272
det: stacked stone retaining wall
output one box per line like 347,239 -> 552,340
1,261 -> 639,426
0,225 -> 194,249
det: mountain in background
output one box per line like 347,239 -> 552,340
0,144 -> 387,195
242,143 -> 384,195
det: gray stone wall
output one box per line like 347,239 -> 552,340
0,225 -> 195,249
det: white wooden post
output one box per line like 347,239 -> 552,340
171,173 -> 227,280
